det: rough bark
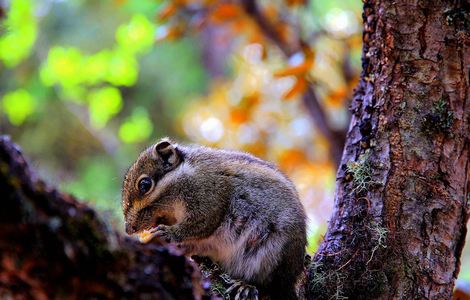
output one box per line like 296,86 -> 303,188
0,136 -> 208,299
309,0 -> 469,299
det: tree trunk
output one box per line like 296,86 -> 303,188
309,0 -> 469,299
0,136 -> 208,299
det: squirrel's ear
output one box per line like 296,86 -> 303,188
153,139 -> 179,166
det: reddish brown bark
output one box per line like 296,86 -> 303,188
309,0 -> 469,299
0,136 -> 208,299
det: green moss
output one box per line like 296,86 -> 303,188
421,99 -> 454,135
310,261 -> 327,290
196,260 -> 232,299
211,282 -> 229,300
366,221 -> 388,264
346,154 -> 375,194
309,261 -> 348,300
331,271 -> 348,300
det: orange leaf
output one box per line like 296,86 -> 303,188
347,75 -> 360,90
230,108 -> 248,124
248,31 -> 265,45
283,77 -> 307,100
325,87 -> 347,108
274,48 -> 315,77
210,3 -> 243,23
274,22 -> 293,46
278,149 -> 309,172
166,27 -> 184,40
265,4 -> 279,20
230,18 -> 248,34
284,0 -> 307,6
155,25 -> 184,42
158,3 -> 178,21
274,63 -> 311,77
240,92 -> 260,108
348,35 -> 362,48
244,143 -> 267,158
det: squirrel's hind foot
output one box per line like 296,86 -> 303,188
226,280 -> 258,300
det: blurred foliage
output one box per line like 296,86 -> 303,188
0,0 -> 469,283
0,0 -> 37,67
2,89 -> 36,125
0,0 -> 208,225
119,106 -> 153,143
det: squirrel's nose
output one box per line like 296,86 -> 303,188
125,223 -> 137,235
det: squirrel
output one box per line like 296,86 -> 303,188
122,138 -> 307,300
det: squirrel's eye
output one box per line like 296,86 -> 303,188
138,177 -> 153,195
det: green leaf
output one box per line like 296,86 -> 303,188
106,50 -> 138,86
40,47 -> 84,88
87,87 -> 123,128
83,50 -> 112,85
0,0 -> 38,67
115,14 -> 155,55
119,107 -> 153,143
1,89 -> 36,125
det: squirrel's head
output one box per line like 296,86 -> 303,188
122,138 -> 183,236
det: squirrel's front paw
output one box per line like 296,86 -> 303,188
155,225 -> 181,243
226,280 -> 259,300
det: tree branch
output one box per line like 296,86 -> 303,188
0,135 -> 209,299
240,0 -> 345,165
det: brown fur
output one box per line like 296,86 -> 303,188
122,138 -> 307,299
